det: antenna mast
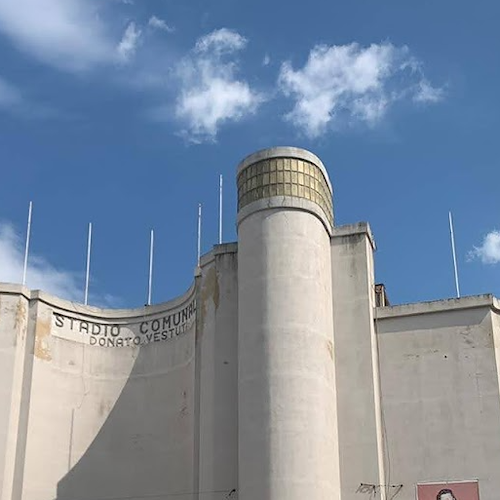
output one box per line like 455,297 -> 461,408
147,229 -> 154,306
197,204 -> 202,266
448,211 -> 461,298
84,222 -> 92,305
219,175 -> 223,244
22,201 -> 33,286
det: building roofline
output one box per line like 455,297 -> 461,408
376,294 -> 500,320
331,222 -> 376,250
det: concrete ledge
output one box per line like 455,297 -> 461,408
331,222 -> 376,250
376,294 -> 500,319
236,195 -> 333,235
213,242 -> 238,256
0,282 -> 31,300
198,242 -> 238,269
0,281 -> 196,321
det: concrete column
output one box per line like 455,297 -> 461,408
1,288 -> 35,500
195,244 -> 239,500
237,147 -> 341,500
331,224 -> 385,500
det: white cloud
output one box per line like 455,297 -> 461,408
278,42 -> 443,137
0,0 -> 119,72
174,28 -> 262,143
117,22 -> 141,62
176,77 -> 260,142
263,54 -> 271,66
413,78 -> 444,103
194,28 -> 247,55
148,15 -> 174,33
0,223 -> 82,301
469,230 -> 500,264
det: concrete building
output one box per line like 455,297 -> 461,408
1,147 -> 499,500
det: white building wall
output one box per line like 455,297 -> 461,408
331,224 -> 385,500
1,285 -> 197,500
196,244 -> 239,500
0,288 -> 33,500
238,207 -> 340,500
377,298 -> 500,500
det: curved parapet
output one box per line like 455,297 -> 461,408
0,282 -> 197,500
48,286 -> 196,349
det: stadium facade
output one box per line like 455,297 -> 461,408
1,147 -> 499,500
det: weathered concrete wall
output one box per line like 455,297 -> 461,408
377,297 -> 500,500
331,224 -> 385,500
0,292 -> 21,496
238,207 -> 340,500
196,244 -> 239,500
491,307 -> 500,418
0,287 -> 33,500
0,284 -> 197,500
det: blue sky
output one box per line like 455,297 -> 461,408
0,0 -> 499,308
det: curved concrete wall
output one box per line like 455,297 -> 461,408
0,283 -> 197,500
237,147 -> 341,500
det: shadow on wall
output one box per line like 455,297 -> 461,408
54,333 -> 197,500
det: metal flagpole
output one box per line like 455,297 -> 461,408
84,222 -> 92,305
448,211 -> 461,298
219,174 -> 223,244
197,203 -> 202,266
22,201 -> 33,286
147,229 -> 154,306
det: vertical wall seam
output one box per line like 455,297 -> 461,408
490,307 -> 500,421
193,273 -> 202,500
6,299 -> 37,500
368,251 -> 387,500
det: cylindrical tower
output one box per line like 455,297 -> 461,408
237,147 -> 340,500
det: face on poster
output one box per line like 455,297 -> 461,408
417,481 -> 479,500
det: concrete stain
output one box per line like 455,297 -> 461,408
460,326 -> 494,349
326,339 -> 334,361
180,390 -> 188,418
14,298 -> 26,329
14,298 -> 27,345
98,400 -> 108,417
200,265 -> 220,324
404,353 -> 420,359
34,319 -> 52,361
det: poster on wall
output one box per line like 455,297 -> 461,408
417,481 -> 479,500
